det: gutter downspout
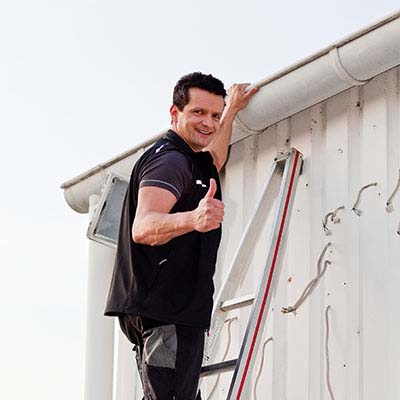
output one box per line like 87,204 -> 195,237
84,195 -> 116,400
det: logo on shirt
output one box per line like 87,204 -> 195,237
196,180 -> 207,188
155,144 -> 167,153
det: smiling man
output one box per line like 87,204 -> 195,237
105,72 -> 257,400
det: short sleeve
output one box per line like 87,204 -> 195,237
138,151 -> 192,200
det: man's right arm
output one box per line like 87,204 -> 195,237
132,178 -> 224,246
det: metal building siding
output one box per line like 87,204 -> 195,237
200,66 -> 400,399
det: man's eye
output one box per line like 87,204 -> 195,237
194,110 -> 203,115
214,115 -> 221,121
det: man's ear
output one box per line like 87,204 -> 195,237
170,104 -> 178,124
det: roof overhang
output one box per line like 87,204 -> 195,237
62,10 -> 400,213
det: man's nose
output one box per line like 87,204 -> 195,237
201,114 -> 213,128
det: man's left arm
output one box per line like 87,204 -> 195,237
204,83 -> 259,172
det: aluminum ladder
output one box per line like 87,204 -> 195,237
200,148 -> 303,399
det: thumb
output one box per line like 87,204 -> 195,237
204,178 -> 217,199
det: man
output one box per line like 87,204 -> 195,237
105,72 -> 258,399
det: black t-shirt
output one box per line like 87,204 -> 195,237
104,130 -> 222,328
138,149 -> 192,200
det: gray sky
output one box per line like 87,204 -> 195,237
1,1 -> 399,399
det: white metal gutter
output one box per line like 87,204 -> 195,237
234,9 -> 400,136
61,132 -> 166,213
61,10 -> 400,213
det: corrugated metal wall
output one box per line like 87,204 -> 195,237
114,66 -> 400,400
200,66 -> 400,400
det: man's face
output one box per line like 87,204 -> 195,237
170,88 -> 225,152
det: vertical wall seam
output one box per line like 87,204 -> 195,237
321,101 -> 328,400
347,86 -> 362,400
308,102 -> 327,400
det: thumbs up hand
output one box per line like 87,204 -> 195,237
204,177 -> 217,199
193,179 -> 225,232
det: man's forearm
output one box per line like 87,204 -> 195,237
204,83 -> 258,171
133,210 -> 195,246
133,181 -> 224,246
204,107 -> 236,171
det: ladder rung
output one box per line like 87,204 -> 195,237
220,294 -> 255,312
200,359 -> 237,377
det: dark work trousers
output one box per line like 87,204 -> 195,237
119,315 -> 204,400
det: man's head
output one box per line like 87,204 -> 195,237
170,72 -> 226,152
172,72 -> 226,111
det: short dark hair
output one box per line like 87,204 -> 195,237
173,72 -> 226,111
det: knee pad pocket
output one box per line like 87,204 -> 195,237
143,324 -> 177,369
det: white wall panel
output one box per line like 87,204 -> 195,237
199,66 -> 400,400
324,90 -> 348,400
360,73 -> 388,400
114,328 -> 140,400
286,108 -> 312,400
252,125 -> 277,400
346,85 -> 363,400
384,67 -> 400,400
307,102 -> 327,400
271,119 -> 291,400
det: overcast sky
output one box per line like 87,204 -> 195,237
1,1 -> 399,399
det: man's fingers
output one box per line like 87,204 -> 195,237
205,178 -> 217,199
209,206 -> 224,217
226,83 -> 259,112
212,200 -> 224,209
244,85 -> 259,99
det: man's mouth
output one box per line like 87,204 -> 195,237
195,128 -> 212,136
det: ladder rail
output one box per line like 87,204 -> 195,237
227,149 -> 303,399
203,158 -> 284,364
